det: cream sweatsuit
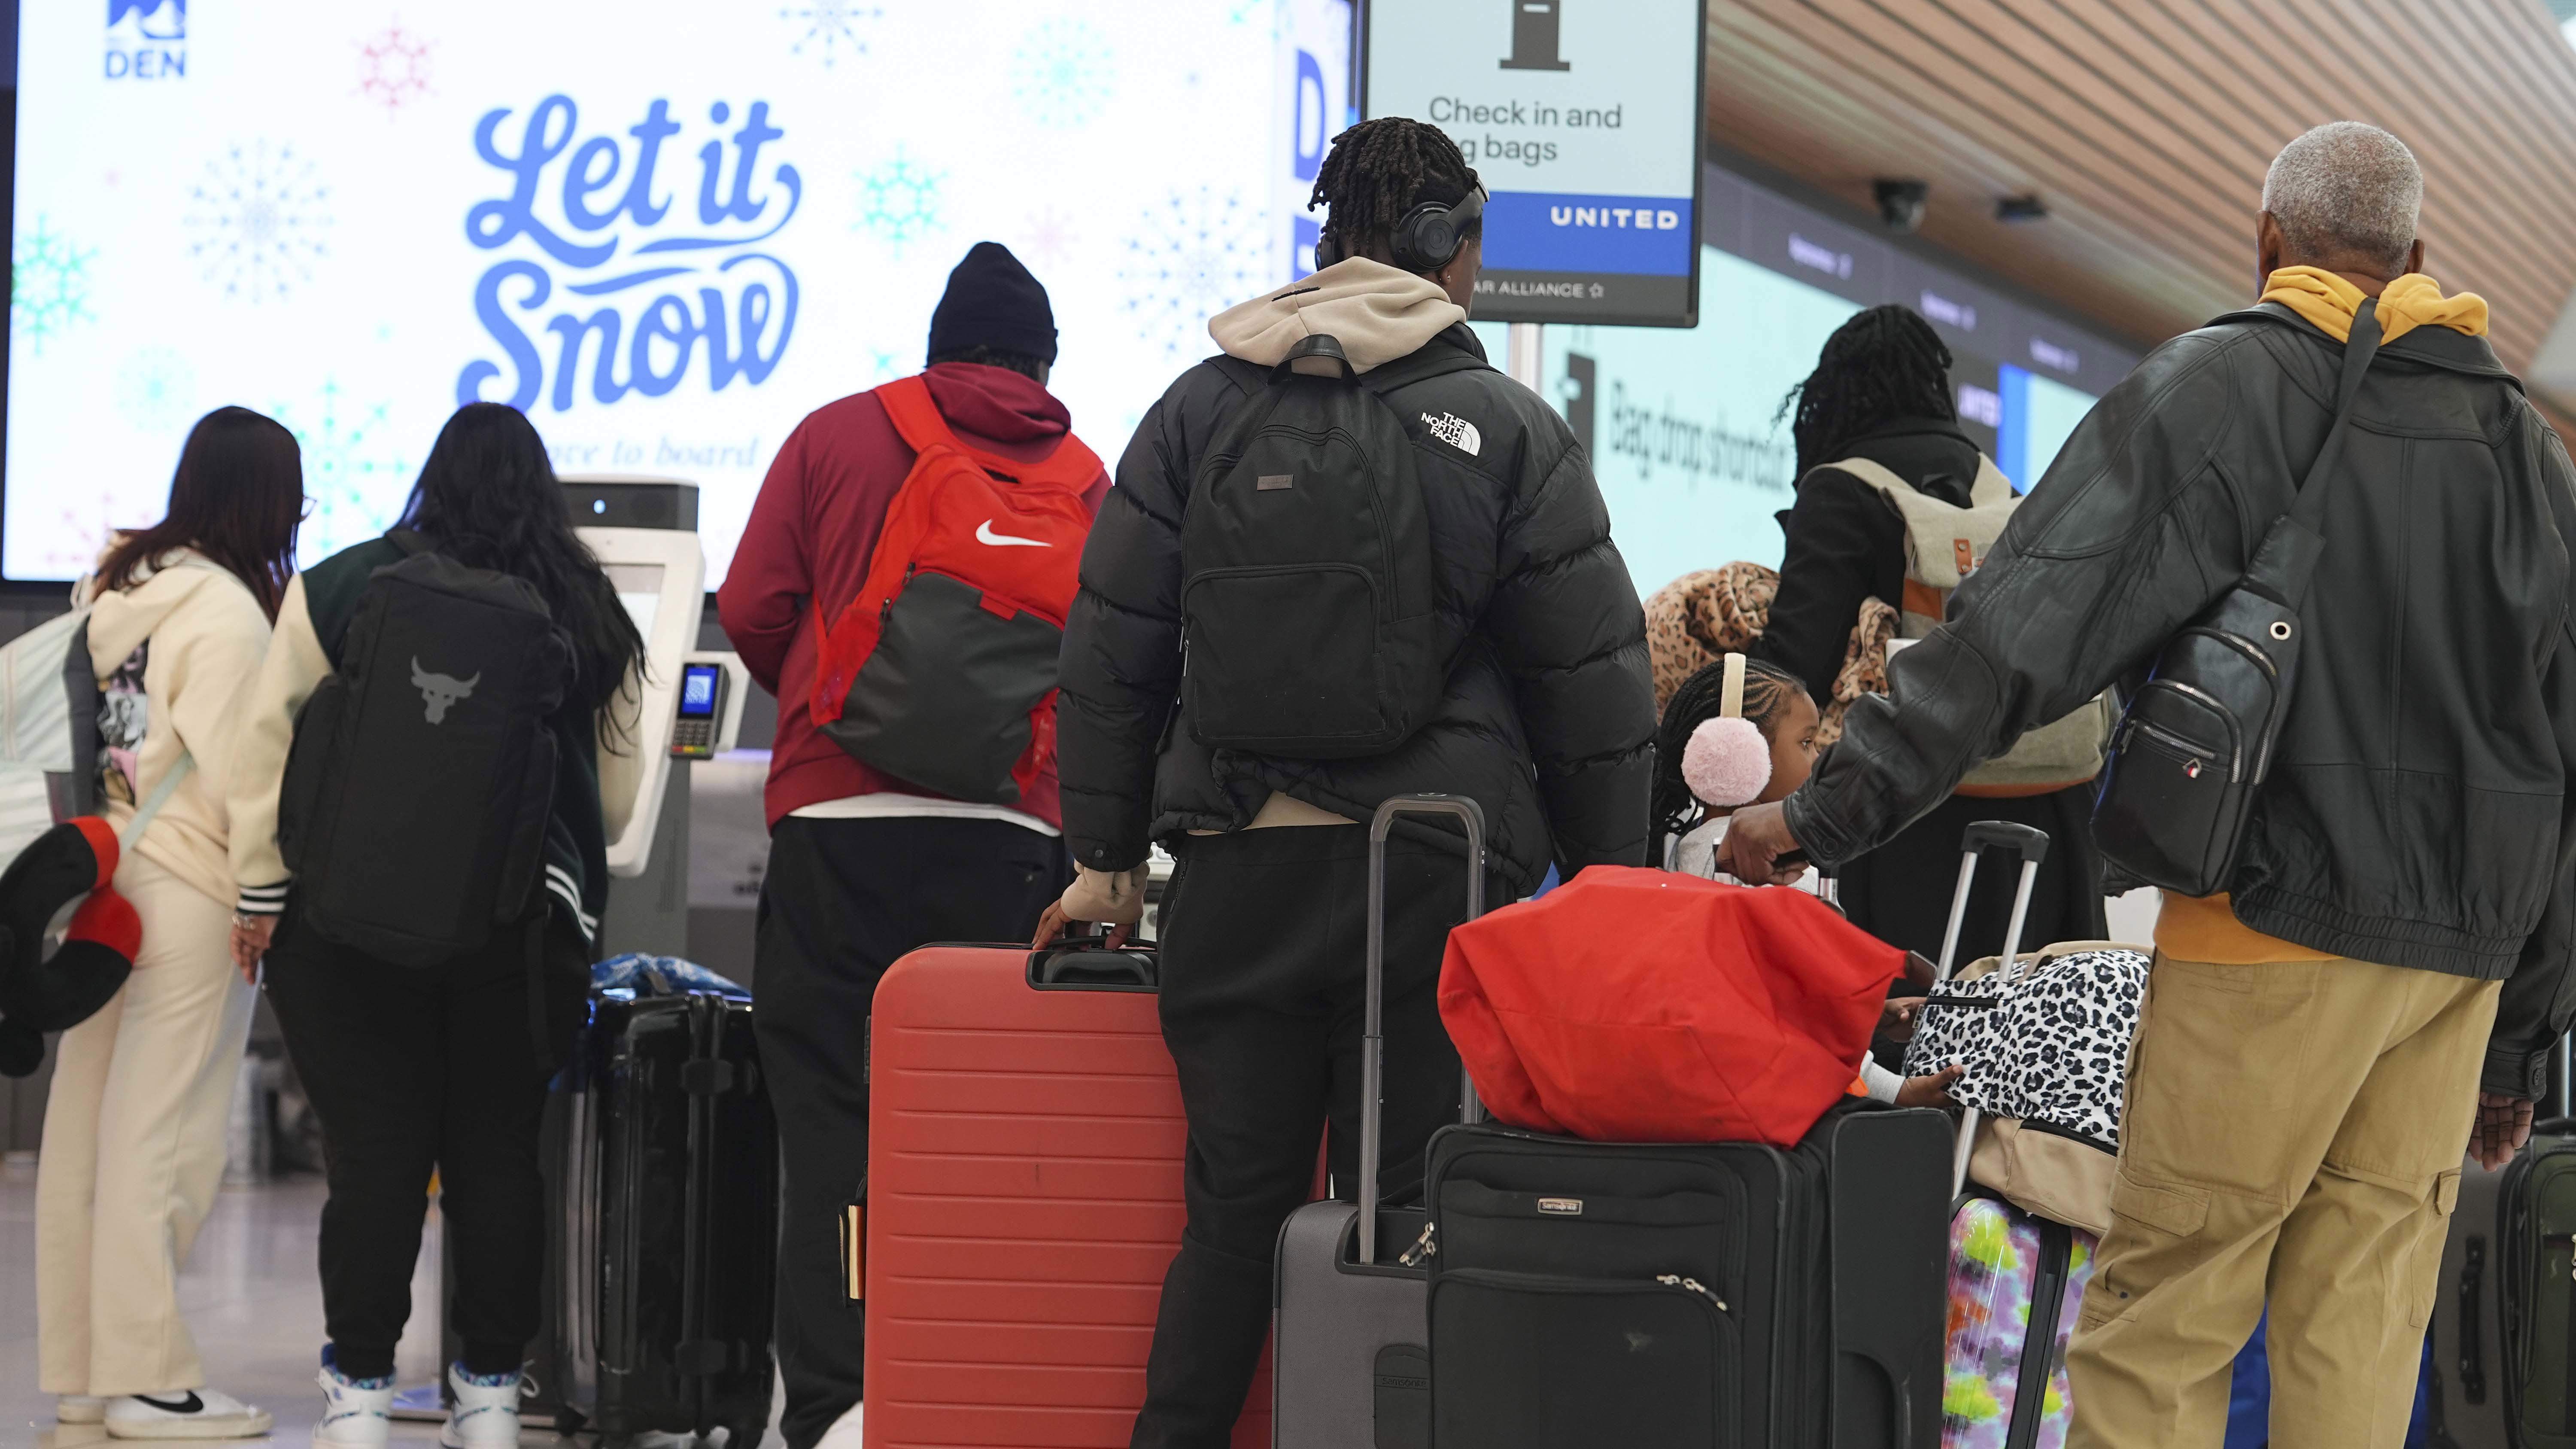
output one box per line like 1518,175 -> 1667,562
37,552 -> 272,1398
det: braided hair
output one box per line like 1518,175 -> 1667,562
1777,304 -> 1957,477
1310,118 -> 1482,268
1651,656 -> 1810,846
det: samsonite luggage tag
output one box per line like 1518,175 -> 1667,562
1273,794 -> 1488,1449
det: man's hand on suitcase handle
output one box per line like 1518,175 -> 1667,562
2472,1090 -> 2535,1170
1716,801 -> 1807,885
1030,901 -> 1133,952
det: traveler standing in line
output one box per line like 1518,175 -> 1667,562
1039,118 -> 1655,1448
1723,123 -> 2576,1447
1750,305 -> 2105,961
717,241 -> 1108,1449
36,408 -> 303,1441
226,403 -> 645,1449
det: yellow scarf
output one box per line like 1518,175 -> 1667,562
2259,266 -> 2489,344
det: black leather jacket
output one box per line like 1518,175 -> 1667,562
1783,302 -> 2576,1097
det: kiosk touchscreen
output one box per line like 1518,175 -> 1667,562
566,475 -> 707,878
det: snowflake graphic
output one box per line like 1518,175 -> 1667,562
11,216 -> 99,355
185,140 -> 334,304
269,380 -> 411,559
866,348 -> 903,384
1228,0 -> 1269,24
854,150 -> 945,254
781,0 -> 883,67
355,20 -> 434,116
1120,187 -> 1267,361
1018,206 -> 1077,268
1012,21 -> 1114,126
118,348 -> 196,430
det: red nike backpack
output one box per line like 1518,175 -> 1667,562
812,375 -> 1102,808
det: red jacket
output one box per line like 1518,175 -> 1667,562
720,363 -> 1111,829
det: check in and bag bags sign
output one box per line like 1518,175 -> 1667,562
1366,0 -> 1704,326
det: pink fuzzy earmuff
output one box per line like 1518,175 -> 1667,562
1681,654 -> 1773,810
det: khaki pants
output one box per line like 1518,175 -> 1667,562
2066,953 -> 2497,1449
35,854 -> 257,1397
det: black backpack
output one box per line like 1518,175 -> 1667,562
278,534 -> 572,967
1182,336 -> 1467,758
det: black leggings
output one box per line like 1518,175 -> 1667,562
1132,826 -> 1476,1449
262,910 -> 559,1381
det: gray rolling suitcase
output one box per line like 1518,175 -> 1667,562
2429,1149 -> 2512,1449
1272,795 -> 1487,1449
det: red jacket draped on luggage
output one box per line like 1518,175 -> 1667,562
1439,866 -> 1903,1146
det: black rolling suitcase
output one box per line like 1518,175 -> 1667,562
553,989 -> 779,1446
1424,1102 -> 1950,1447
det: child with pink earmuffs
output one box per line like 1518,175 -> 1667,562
1651,651 -> 1960,1110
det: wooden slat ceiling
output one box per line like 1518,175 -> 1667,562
1705,0 -> 2576,417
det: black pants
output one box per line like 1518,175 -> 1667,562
1133,827 -> 1473,1449
756,814 -> 1069,1449
261,910 -> 560,1382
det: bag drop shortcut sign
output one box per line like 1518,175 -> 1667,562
410,657 -> 480,724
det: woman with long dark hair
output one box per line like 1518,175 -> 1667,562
225,402 -> 644,1449
1750,304 -> 2105,964
36,406 -> 303,1440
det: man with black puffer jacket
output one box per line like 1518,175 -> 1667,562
1038,118 -> 1654,1449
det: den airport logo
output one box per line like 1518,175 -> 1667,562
105,0 -> 187,80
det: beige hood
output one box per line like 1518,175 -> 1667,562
84,549 -> 237,667
1206,258 -> 1467,374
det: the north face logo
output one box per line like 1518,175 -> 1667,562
1421,411 -> 1482,457
410,657 -> 479,724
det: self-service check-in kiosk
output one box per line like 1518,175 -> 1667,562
564,475 -> 751,957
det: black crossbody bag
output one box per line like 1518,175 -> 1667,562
2090,299 -> 2384,895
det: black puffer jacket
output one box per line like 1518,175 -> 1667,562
1781,302 -> 2576,1096
1058,323 -> 1656,893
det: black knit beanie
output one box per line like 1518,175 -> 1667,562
927,242 -> 1058,365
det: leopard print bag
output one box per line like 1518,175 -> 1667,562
1902,944 -> 2149,1151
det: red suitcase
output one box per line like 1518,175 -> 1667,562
862,941 -> 1270,1449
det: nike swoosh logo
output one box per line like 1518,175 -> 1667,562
975,521 -> 1049,548
133,1392 -> 206,1414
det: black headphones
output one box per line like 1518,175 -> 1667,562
1315,186 -> 1487,274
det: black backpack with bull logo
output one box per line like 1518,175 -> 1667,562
278,532 -> 572,966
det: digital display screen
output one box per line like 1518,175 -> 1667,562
7,0 -> 1354,581
1468,161 -> 2138,598
679,663 -> 720,718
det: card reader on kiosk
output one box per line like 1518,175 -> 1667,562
671,652 -> 750,759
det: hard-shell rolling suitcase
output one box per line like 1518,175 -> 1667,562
555,989 -> 779,1447
1941,1196 -> 2093,1448
1272,796 -> 1488,1449
1924,821 -> 2099,1449
863,940 -> 1270,1449
1424,1101 -> 1952,1447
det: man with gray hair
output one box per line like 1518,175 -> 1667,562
1723,121 -> 2576,1444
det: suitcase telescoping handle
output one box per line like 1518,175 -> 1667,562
1358,793 -> 1487,1268
1935,821 -> 2049,1197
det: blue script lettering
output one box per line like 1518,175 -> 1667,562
456,95 -> 801,411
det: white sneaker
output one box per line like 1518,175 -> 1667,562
58,1395 -> 106,1425
102,1388 -> 273,1440
313,1353 -> 393,1448
438,1363 -> 525,1449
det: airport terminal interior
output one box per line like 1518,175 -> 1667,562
6,1 -> 2576,1446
